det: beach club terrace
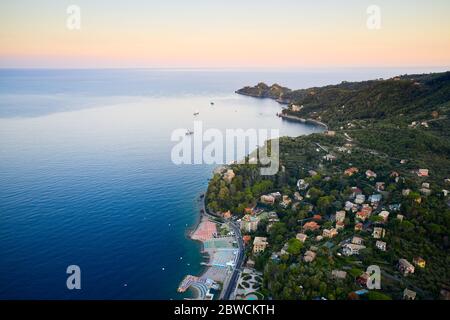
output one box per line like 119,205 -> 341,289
202,236 -> 239,282
178,236 -> 238,299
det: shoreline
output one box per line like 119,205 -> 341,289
235,89 -> 330,130
277,113 -> 329,130
181,93 -> 328,300
181,196 -> 215,300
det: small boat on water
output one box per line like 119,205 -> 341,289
210,101 -> 215,106
193,110 -> 200,116
185,130 -> 194,136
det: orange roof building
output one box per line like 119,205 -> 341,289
303,221 -> 320,231
344,167 -> 359,176
313,215 -> 322,221
223,210 -> 232,219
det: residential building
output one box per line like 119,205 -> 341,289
309,170 -> 318,177
376,240 -> 387,251
332,270 -> 347,280
378,210 -> 390,222
280,242 -> 289,256
323,228 -> 338,238
336,221 -> 345,230
417,169 -> 429,177
294,192 -> 303,201
291,104 -> 303,112
350,187 -> 362,198
420,188 -> 432,196
351,236 -> 364,245
240,214 -> 260,233
413,257 -> 426,268
296,233 -> 308,243
267,212 -> 279,223
403,289 -> 417,300
253,237 -> 268,254
260,195 -> 275,205
303,221 -> 320,232
303,250 -> 317,262
365,170 -> 377,179
344,167 -> 359,176
223,169 -> 235,183
369,194 -> 382,205
357,273 -> 369,287
280,195 -> 292,208
375,182 -> 385,191
343,243 -> 366,256
389,204 -> 401,211
345,201 -> 358,212
398,259 -> 415,275
266,212 -> 280,232
355,194 -> 366,204
297,179 -> 309,190
361,205 -> 373,215
270,192 -> 282,200
356,211 -> 369,221
354,223 -> 363,231
372,227 -> 386,239
335,211 -> 346,223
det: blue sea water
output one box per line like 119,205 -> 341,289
0,67 -> 445,299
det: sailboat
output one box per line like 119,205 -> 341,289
193,109 -> 200,116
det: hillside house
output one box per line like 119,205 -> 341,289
398,259 -> 415,276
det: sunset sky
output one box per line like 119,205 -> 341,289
1,0 -> 450,68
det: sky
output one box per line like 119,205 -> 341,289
1,0 -> 450,68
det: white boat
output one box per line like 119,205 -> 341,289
185,130 -> 194,136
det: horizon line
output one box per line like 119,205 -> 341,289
1,66 -> 449,71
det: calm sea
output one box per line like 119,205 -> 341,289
0,67 -> 443,299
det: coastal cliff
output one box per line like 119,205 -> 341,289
236,71 -> 450,131
236,82 -> 292,104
